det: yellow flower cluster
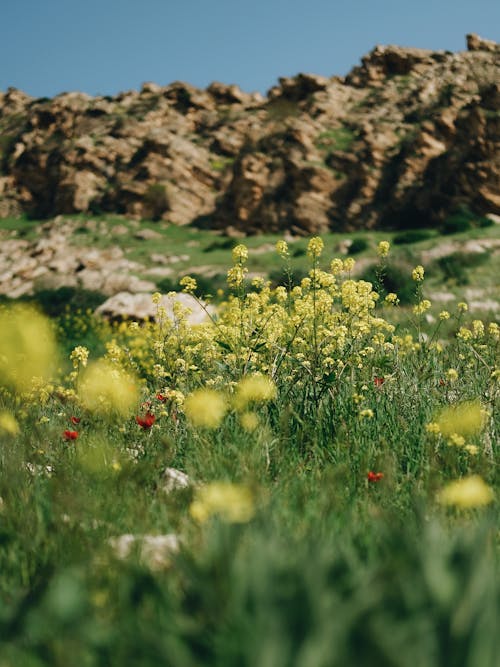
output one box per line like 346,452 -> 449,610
411,265 -> 425,282
190,482 -> 255,523
377,241 -> 390,257
183,388 -> 227,429
438,475 -> 494,509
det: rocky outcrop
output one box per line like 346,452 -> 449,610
0,35 -> 498,234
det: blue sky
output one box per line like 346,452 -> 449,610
2,0 -> 499,98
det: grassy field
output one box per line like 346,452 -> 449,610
0,227 -> 499,666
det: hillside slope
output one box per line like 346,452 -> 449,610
0,34 -> 498,234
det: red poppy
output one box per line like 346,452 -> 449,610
373,376 -> 385,387
63,430 -> 79,441
367,471 -> 384,482
136,412 -> 156,430
156,393 -> 167,403
70,416 -> 81,425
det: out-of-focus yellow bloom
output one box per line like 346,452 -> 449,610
446,368 -> 458,382
78,359 -> 139,416
377,241 -> 390,257
184,388 -> 227,429
233,374 -> 277,411
436,400 -> 484,438
447,433 -> 465,447
0,305 -> 58,391
359,408 -> 374,419
465,444 -> 479,455
425,422 -> 441,435
412,265 -> 425,281
190,482 -> 255,523
438,475 -> 494,509
0,411 -> 19,435
240,411 -> 259,432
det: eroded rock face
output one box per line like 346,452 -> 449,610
0,35 -> 498,234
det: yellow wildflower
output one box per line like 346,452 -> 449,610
343,257 -> 355,272
0,411 -> 19,436
275,240 -> 289,258
438,475 -> 494,509
439,311 -> 450,320
179,276 -> 197,293
447,433 -> 465,447
412,265 -> 425,281
457,302 -> 468,312
307,237 -> 324,259
232,244 -> 248,263
436,400 -> 484,438
446,368 -> 458,382
184,389 -> 227,429
413,300 -> 431,315
0,305 -> 58,391
78,360 -> 139,416
377,241 -> 390,257
240,411 -> 259,432
190,482 -> 254,523
233,374 -> 277,411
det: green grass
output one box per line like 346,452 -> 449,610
0,234 -> 499,665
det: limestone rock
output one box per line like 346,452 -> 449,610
0,35 -> 498,234
94,291 -> 215,324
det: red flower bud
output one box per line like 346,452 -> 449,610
63,430 -> 79,441
367,471 -> 384,482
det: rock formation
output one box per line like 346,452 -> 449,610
0,34 -> 498,234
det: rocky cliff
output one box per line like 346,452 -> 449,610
0,34 -> 498,234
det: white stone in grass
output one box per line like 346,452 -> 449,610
161,467 -> 191,494
109,533 -> 180,570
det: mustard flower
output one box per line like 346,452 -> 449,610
385,292 -> 399,305
275,240 -> 289,258
190,482 -> 255,524
439,311 -> 450,320
413,299 -> 431,315
412,265 -> 425,281
377,241 -> 390,257
343,257 -> 355,272
307,236 -> 324,259
179,276 -> 197,293
183,389 -> 227,429
438,475 -> 494,509
232,244 -> 248,263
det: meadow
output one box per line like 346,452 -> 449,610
0,232 -> 498,667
